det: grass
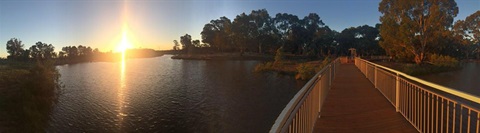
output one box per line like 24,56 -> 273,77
0,59 -> 61,132
254,57 -> 332,80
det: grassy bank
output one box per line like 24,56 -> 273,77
0,59 -> 61,132
254,58 -> 331,80
374,54 -> 460,76
171,52 -> 273,60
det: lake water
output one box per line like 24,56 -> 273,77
418,62 -> 480,97
48,55 -> 304,132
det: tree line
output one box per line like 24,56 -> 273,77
175,3 -> 480,64
5,38 -> 103,63
174,9 -> 384,57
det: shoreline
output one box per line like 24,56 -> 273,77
170,53 -> 273,61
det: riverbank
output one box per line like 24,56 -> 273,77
374,61 -> 462,76
0,60 -> 61,132
254,58 -> 331,80
171,52 -> 273,60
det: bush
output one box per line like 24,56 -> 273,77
429,54 -> 459,67
274,47 -> 285,65
254,62 -> 274,72
295,63 -> 316,80
0,60 -> 61,132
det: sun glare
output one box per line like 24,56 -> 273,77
117,31 -> 132,53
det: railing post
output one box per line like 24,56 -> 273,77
395,73 -> 400,112
318,75 -> 322,116
365,63 -> 368,78
329,65 -> 332,87
374,66 -> 377,88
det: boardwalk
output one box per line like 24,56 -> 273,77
313,64 -> 417,133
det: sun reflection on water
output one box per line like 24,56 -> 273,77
117,51 -> 127,129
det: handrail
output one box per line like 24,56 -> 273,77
355,57 -> 480,133
356,57 -> 480,105
270,58 -> 340,133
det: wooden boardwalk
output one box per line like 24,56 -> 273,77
313,64 -> 417,133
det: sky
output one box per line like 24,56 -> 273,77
0,0 -> 478,57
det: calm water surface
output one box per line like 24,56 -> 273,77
48,55 -> 303,132
419,62 -> 480,97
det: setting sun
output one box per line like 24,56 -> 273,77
117,30 -> 132,53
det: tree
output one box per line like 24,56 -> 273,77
379,0 -> 458,64
337,25 -> 383,56
29,42 -> 56,60
180,34 -> 193,54
201,16 -> 232,52
192,40 -> 201,48
231,13 -> 254,54
453,11 -> 480,59
6,38 -> 24,59
173,40 -> 180,51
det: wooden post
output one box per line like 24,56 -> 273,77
395,73 -> 400,112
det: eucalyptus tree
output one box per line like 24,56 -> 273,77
379,0 -> 458,64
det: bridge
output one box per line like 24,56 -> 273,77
270,57 -> 480,133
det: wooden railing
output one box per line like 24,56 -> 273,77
270,58 -> 340,133
355,57 -> 480,133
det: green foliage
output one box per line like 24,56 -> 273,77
295,57 -> 331,80
379,0 -> 459,64
254,62 -> 275,72
295,63 -> 316,80
337,25 -> 384,56
196,9 -> 336,56
274,47 -> 285,64
6,38 -> 24,60
429,54 -> 459,67
0,60 -> 61,132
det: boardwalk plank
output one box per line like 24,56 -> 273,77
313,64 -> 417,133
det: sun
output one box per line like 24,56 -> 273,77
117,31 -> 132,53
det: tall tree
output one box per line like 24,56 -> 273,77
6,38 -> 24,59
180,34 -> 193,53
379,0 -> 458,64
173,40 -> 180,51
452,11 -> 480,59
30,42 -> 56,59
201,16 -> 232,52
231,13 -> 254,54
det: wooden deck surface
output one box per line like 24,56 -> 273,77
313,64 -> 417,133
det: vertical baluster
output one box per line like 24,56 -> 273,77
432,93 -> 435,133
467,109 -> 470,133
447,101 -> 450,133
477,112 -> 480,133
440,98 -> 443,133
436,96 -> 439,133
421,88 -> 424,131
425,92 -> 431,133
415,84 -> 418,127
453,103 -> 456,133
460,106 -> 463,133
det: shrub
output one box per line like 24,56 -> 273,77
274,47 -> 285,65
254,62 -> 274,72
295,63 -> 316,80
429,54 -> 459,67
0,60 -> 61,132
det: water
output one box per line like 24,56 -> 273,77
418,62 -> 480,97
48,55 -> 304,132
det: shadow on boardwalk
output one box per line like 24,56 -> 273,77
314,64 -> 417,133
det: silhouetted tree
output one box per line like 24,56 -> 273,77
180,34 -> 193,54
6,38 -> 24,60
192,40 -> 201,48
173,40 -> 180,51
29,42 -> 56,60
